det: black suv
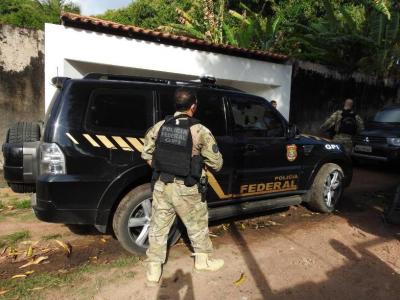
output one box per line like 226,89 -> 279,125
2,74 -> 352,254
352,105 -> 400,163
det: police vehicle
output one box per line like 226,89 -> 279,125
2,74 -> 352,254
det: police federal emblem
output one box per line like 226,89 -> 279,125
286,144 -> 297,162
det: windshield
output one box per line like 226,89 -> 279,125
373,108 -> 400,123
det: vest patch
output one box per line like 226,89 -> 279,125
159,125 -> 189,146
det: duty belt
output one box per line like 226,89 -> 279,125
159,172 -> 185,184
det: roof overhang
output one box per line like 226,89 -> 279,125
60,12 -> 290,64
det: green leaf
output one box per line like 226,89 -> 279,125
228,9 -> 249,24
222,23 -> 238,46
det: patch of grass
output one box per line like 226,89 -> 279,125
0,272 -> 75,299
11,198 -> 31,209
42,234 -> 62,241
0,231 -> 31,248
5,197 -> 19,202
0,255 -> 140,299
108,255 -> 140,268
0,200 -> 4,209
2,210 -> 20,217
15,211 -> 36,222
124,271 -> 135,278
78,255 -> 140,274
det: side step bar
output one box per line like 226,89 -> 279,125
208,195 -> 303,221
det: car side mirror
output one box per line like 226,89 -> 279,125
287,124 -> 299,138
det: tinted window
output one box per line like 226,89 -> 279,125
159,89 -> 177,119
159,89 -> 227,136
373,108 -> 400,123
230,96 -> 284,137
86,88 -> 153,135
44,90 -> 60,126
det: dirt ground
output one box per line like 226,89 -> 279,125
0,165 -> 400,300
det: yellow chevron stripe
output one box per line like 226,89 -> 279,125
206,171 -> 232,200
112,136 -> 133,151
66,133 -> 79,144
127,137 -> 143,152
83,134 -> 100,147
96,135 -> 117,149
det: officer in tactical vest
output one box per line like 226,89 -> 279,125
141,88 -> 224,285
320,98 -> 364,154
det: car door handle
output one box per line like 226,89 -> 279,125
244,144 -> 257,152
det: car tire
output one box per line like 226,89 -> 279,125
5,122 -> 41,194
8,183 -> 35,194
305,163 -> 344,213
7,122 -> 40,144
112,183 -> 181,255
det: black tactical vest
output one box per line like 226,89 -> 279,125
338,110 -> 357,135
153,115 -> 199,177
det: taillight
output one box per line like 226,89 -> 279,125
40,143 -> 66,175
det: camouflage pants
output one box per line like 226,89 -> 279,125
333,134 -> 353,154
146,179 -> 213,263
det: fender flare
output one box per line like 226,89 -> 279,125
95,163 -> 152,226
306,153 -> 353,190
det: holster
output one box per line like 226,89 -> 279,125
184,155 -> 204,187
197,176 -> 208,202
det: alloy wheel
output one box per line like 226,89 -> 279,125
323,170 -> 343,208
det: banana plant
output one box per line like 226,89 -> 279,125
159,0 -> 227,44
224,2 -> 282,50
359,5 -> 399,76
365,0 -> 391,19
287,0 -> 399,76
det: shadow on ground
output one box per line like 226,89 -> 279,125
159,164 -> 400,299
157,269 -> 195,300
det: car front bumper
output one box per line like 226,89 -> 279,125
352,143 -> 400,162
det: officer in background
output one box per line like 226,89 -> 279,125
320,98 -> 364,153
141,88 -> 224,285
270,100 -> 278,109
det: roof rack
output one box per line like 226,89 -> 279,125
83,73 -> 242,92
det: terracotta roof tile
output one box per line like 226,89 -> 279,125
60,13 -> 289,63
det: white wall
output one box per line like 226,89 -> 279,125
45,24 -> 292,118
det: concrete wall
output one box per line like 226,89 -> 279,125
0,25 -> 45,169
45,24 -> 293,118
290,61 -> 400,135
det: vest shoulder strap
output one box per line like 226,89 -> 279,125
164,115 -> 200,127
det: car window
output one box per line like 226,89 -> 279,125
230,96 -> 284,138
86,88 -> 154,135
159,89 -> 177,119
373,108 -> 400,123
44,89 -> 60,126
159,89 -> 227,136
